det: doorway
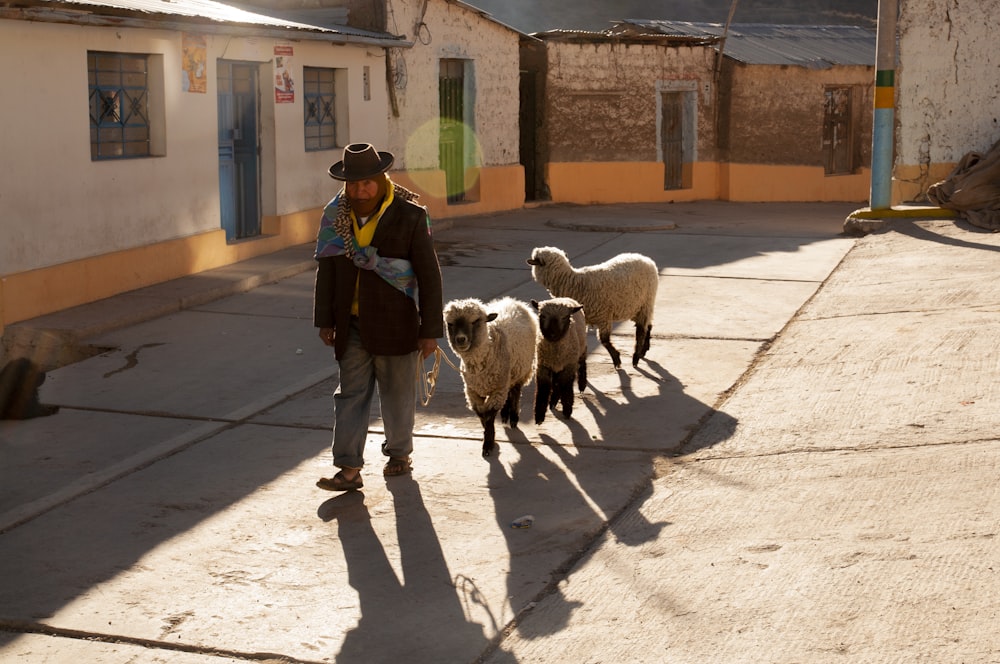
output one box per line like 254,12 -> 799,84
439,59 -> 466,204
217,61 -> 261,241
823,86 -> 854,175
661,91 -> 684,190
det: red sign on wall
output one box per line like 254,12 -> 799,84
274,45 -> 294,103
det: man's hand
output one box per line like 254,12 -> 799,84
417,338 -> 438,359
319,327 -> 336,347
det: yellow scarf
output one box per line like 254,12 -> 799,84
349,182 -> 396,315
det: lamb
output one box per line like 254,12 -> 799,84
527,246 -> 659,368
531,297 -> 587,424
444,296 -> 539,457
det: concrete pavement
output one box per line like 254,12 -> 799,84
2,202 -> 996,663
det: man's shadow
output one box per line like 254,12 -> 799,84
318,478 -> 494,662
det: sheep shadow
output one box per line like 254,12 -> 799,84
528,355 -> 739,542
476,354 -> 740,640
566,355 -> 739,456
485,447 -> 587,640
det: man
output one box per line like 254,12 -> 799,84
313,143 -> 444,492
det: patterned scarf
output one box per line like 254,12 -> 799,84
314,178 -> 424,301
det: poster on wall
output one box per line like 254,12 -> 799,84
182,33 -> 207,93
274,45 -> 295,103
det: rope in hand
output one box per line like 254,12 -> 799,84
417,347 -> 462,406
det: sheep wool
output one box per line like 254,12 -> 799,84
531,297 -> 587,424
444,296 -> 539,456
527,246 -> 658,368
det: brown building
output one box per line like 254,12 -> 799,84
523,21 -> 875,204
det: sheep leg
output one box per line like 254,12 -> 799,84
576,355 -> 588,393
503,383 -> 523,429
477,408 -> 499,457
500,392 -> 511,424
535,370 -> 553,424
556,368 -> 576,419
633,323 -> 652,366
598,327 -> 622,368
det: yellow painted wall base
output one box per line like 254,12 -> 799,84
1,159 -> 882,338
547,162 -> 719,203
720,163 -> 871,202
0,213 -> 314,335
0,164 -> 526,336
547,161 -> 872,204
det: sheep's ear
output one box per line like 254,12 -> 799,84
571,305 -> 583,314
530,299 -> 540,310
486,313 -> 499,322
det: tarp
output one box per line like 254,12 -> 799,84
927,138 -> 1000,231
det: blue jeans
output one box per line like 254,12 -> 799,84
332,319 -> 418,469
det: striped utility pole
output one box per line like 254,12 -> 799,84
870,0 -> 898,210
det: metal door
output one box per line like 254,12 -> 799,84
439,59 -> 465,204
661,92 -> 684,190
217,61 -> 261,241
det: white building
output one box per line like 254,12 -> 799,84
0,0 -> 405,342
893,0 -> 1000,204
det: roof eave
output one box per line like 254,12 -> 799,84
0,5 -> 412,46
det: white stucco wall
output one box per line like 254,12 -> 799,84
0,19 -> 387,276
274,44 -> 391,214
897,0 -> 1000,168
384,0 -> 521,171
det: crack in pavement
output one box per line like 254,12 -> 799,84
102,343 -> 166,379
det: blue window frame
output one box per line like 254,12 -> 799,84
304,66 -> 337,151
88,51 -> 151,160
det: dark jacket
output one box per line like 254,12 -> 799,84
313,196 -> 444,359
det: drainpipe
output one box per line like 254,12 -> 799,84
870,0 -> 897,210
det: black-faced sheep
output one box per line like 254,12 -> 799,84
531,297 -> 587,424
444,297 -> 539,457
527,246 -> 659,368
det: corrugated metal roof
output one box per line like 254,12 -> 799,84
228,4 -> 398,41
448,0 -> 535,39
533,25 -> 719,46
13,0 -> 407,44
612,20 -> 875,68
229,3 -> 350,29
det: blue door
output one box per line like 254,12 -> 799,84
217,61 -> 260,241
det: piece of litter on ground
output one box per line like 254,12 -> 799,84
510,515 -> 534,529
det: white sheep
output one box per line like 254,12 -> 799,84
444,296 -> 539,457
531,297 -> 587,424
527,246 -> 659,368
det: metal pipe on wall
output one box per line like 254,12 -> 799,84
870,0 -> 898,209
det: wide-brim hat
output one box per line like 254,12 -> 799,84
328,143 -> 395,181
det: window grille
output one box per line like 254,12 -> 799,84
88,52 -> 151,160
304,67 -> 337,151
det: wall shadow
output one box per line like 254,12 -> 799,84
891,218 -> 1000,254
